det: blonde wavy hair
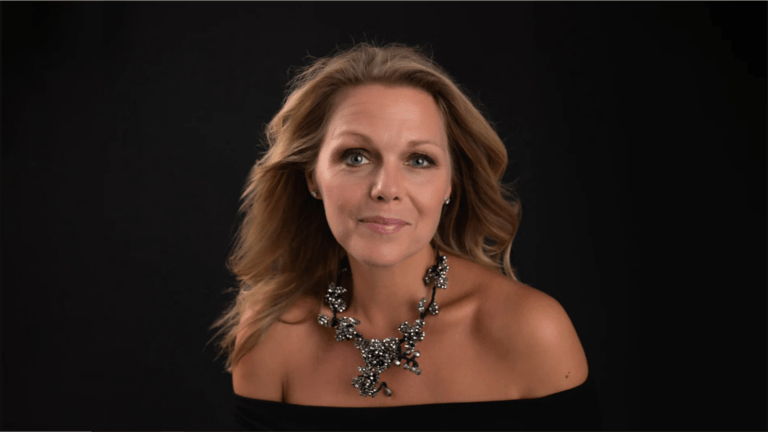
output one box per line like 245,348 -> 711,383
209,42 -> 522,373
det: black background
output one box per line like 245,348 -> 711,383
2,2 -> 766,430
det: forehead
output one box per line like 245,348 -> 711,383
326,84 -> 447,146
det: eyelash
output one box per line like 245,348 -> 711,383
342,149 -> 436,168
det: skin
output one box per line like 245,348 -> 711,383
232,84 -> 589,407
306,84 -> 452,334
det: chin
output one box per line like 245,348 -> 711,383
344,236 -> 420,268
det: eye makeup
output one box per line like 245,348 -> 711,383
339,148 -> 437,168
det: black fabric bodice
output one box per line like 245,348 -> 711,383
232,376 -> 602,431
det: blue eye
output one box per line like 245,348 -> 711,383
344,151 -> 369,165
410,154 -> 434,168
342,149 -> 435,168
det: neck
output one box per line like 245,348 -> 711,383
342,244 -> 438,338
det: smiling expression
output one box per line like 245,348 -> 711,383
307,84 -> 452,267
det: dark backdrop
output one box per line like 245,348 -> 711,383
2,2 -> 766,430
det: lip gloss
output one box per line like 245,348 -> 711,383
364,222 -> 406,234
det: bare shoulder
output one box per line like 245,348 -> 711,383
232,294 -> 322,401
476,274 -> 589,398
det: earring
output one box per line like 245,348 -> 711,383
444,197 -> 450,205
311,191 -> 318,198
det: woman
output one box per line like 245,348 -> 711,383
210,42 -> 601,430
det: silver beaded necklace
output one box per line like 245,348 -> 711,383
317,249 -> 449,397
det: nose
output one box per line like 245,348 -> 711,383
370,159 -> 401,202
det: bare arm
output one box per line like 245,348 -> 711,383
232,309 -> 285,402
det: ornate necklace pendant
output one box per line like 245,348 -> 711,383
318,253 -> 449,397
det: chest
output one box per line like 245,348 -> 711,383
283,318 -> 527,407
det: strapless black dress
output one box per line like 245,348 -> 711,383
233,376 -> 602,430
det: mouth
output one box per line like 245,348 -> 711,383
359,216 -> 408,226
359,216 -> 408,235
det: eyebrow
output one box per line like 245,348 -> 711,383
334,131 -> 442,149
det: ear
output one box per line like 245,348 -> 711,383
305,169 -> 318,195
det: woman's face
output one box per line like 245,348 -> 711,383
308,84 -> 452,268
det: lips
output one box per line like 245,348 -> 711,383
360,216 -> 408,235
359,216 -> 407,226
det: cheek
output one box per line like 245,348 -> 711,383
412,180 -> 449,225
325,183 -> 356,217
317,168 -> 358,228
424,196 -> 446,226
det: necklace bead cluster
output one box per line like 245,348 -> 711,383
318,249 -> 449,397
